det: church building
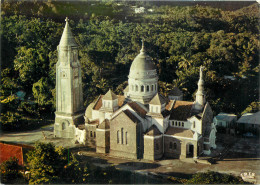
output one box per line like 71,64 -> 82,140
54,18 -> 217,161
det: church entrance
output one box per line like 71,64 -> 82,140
186,143 -> 194,158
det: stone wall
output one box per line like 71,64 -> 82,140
110,113 -> 141,159
85,124 -> 98,147
96,129 -> 110,153
164,136 -> 182,158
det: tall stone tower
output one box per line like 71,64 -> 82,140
54,17 -> 84,138
194,66 -> 206,112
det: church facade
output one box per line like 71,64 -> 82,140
54,18 -> 217,161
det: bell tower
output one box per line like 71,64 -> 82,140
54,17 -> 84,138
194,66 -> 206,112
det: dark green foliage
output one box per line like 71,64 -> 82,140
1,1 -> 259,131
186,171 -> 249,184
26,142 -> 86,184
0,157 -> 25,184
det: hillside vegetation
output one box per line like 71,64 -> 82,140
1,1 -> 259,131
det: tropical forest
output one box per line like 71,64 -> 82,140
1,0 -> 259,131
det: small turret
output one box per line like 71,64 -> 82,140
194,66 -> 206,112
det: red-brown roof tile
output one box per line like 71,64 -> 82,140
0,143 -> 24,165
170,101 -> 193,121
165,127 -> 194,138
128,102 -> 147,118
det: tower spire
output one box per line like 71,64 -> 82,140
194,66 -> 206,111
59,17 -> 77,48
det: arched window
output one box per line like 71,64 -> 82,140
117,131 -> 119,144
125,132 -> 127,145
147,85 -> 149,92
90,131 -> 93,137
175,122 -> 177,126
179,122 -> 181,126
121,128 -> 124,144
141,85 -> 144,92
193,121 -> 196,128
151,85 -> 154,91
62,122 -> 66,130
135,85 -> 138,92
169,142 -> 173,149
94,132 -> 96,138
173,143 -> 177,149
182,122 -> 184,127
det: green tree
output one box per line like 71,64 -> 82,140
26,142 -> 87,184
0,157 -> 25,184
186,171 -> 248,184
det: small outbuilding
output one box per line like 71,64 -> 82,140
237,111 -> 260,135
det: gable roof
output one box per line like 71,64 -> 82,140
123,109 -> 140,123
124,85 -> 129,93
215,113 -> 237,122
128,101 -> 147,118
165,127 -> 194,138
93,95 -> 125,110
149,93 -> 167,105
170,101 -> 193,121
98,119 -> 110,129
168,87 -> 182,96
165,100 -> 175,111
103,89 -> 118,100
145,125 -> 161,136
111,109 -> 140,124
237,111 -> 260,125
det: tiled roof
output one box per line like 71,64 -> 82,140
85,102 -> 95,119
149,93 -> 167,105
93,95 -> 103,110
165,100 -> 175,111
118,95 -> 125,107
124,85 -> 129,92
0,143 -> 24,165
165,127 -> 194,138
170,101 -> 193,121
93,95 -> 125,111
123,109 -> 140,123
103,89 -> 118,100
145,125 -> 161,136
128,102 -> 147,118
98,119 -> 110,129
168,87 -> 183,96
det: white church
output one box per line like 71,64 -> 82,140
54,18 -> 217,161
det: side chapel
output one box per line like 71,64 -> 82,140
54,18 -> 217,160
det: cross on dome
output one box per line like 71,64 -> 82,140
140,39 -> 146,53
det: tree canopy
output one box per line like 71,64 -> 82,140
1,1 -> 259,130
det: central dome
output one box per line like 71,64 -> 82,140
129,43 -> 156,79
126,41 -> 158,105
130,51 -> 156,72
